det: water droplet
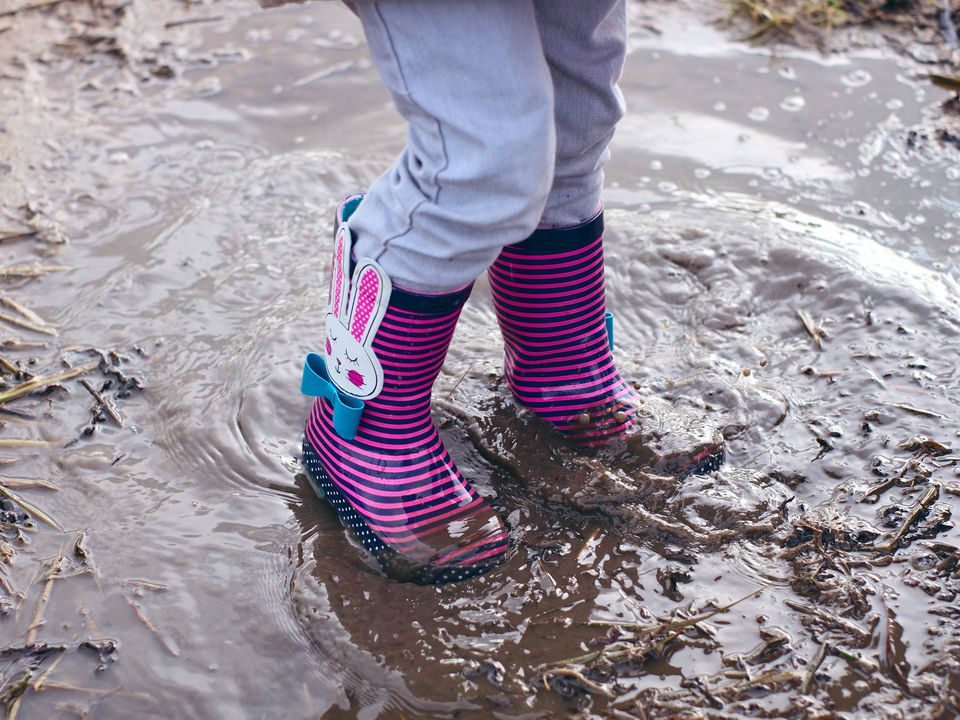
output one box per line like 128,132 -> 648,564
780,95 -> 805,112
748,106 -> 769,122
649,160 -> 663,171
108,151 -> 129,164
842,69 -> 872,87
885,98 -> 903,110
694,168 -> 711,179
713,101 -> 727,112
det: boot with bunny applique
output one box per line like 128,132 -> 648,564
300,195 -> 509,584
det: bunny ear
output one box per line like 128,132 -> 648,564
346,259 -> 392,347
328,224 -> 351,322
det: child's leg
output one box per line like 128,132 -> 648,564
302,0 -> 562,583
347,0 -> 557,293
534,0 -> 627,228
488,0 -> 725,476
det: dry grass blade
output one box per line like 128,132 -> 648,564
0,310 -> 57,336
0,439 -> 50,448
885,402 -> 950,420
164,15 -> 225,28
0,485 -> 64,531
0,356 -> 20,375
123,579 -> 168,592
928,72 -> 960,94
31,652 -> 65,691
0,479 -> 57,491
0,264 -> 70,279
797,309 -> 826,350
124,596 -> 179,656
0,361 -> 97,406
801,641 -> 830,693
784,600 -> 873,644
25,556 -> 63,645
0,298 -> 51,331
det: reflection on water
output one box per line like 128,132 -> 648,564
5,1 -> 960,717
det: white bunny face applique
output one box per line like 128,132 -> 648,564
324,224 -> 392,401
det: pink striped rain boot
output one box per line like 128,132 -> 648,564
487,211 -> 724,477
300,196 -> 508,584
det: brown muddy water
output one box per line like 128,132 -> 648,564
2,3 -> 960,718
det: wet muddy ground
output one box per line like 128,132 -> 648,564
1,1 -> 960,717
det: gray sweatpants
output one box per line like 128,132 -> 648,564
347,0 -> 627,293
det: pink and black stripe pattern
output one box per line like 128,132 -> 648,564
489,212 -> 724,476
303,285 -> 509,584
488,212 -> 637,446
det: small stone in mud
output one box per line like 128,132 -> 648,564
742,368 -> 751,376
0,499 -> 28,525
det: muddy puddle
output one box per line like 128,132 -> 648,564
1,2 -> 959,717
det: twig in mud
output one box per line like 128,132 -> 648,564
123,578 -> 168,592
79,379 -> 123,428
784,600 -> 873,645
0,264 -> 70,279
0,310 -> 57,336
801,641 -> 830,693
124,596 -> 179,656
872,483 -> 939,554
0,485 -> 63,531
25,555 -> 63,645
860,456 -> 920,503
884,402 -> 950,420
830,644 -> 879,673
540,666 -> 613,697
0,479 -> 56,491
0,439 -> 51,448
796,309 -> 826,350
0,361 -> 97,406
164,15 -> 225,28
0,0 -> 71,19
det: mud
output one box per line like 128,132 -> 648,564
0,1 -> 959,718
